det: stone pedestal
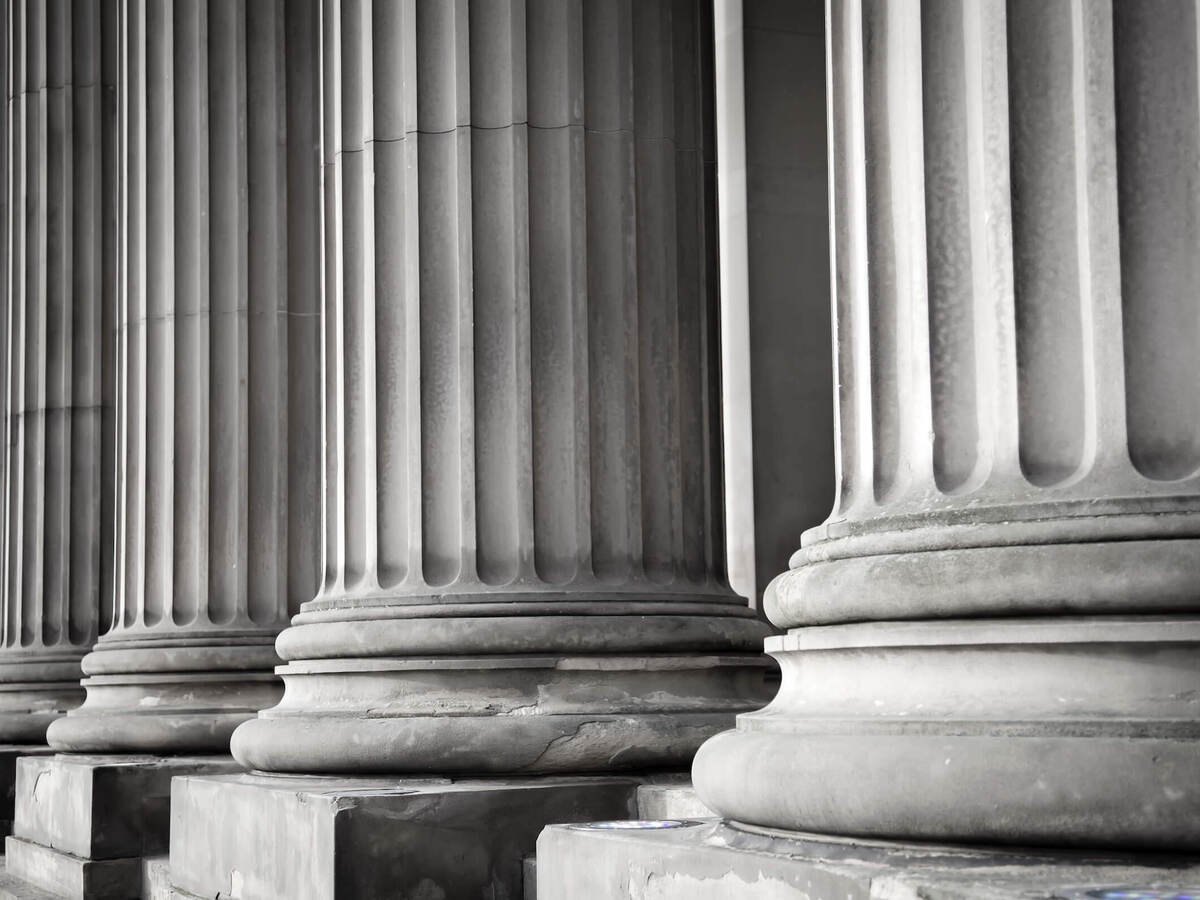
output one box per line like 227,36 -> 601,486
692,0 -> 1200,850
44,0 -> 321,755
228,0 -> 768,776
536,821 -> 1200,900
3,754 -> 240,899
168,773 -> 677,900
1,0 -> 116,744
0,747 -> 51,837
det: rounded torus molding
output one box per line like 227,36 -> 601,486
693,617 -> 1200,851
767,504 -> 1200,627
232,592 -> 772,774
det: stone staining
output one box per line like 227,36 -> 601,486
231,0 -> 769,774
0,0 -> 115,743
694,0 -> 1200,850
46,0 -> 321,753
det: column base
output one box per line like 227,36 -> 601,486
0,654 -> 87,744
3,754 -> 241,899
232,653 -> 773,773
46,637 -> 283,754
692,615 -> 1200,851
167,771 -> 687,899
536,819 -> 1200,899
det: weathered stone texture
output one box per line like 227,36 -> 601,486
5,754 -> 240,899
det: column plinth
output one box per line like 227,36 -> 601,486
231,0 -> 770,775
45,0 -> 320,754
694,0 -> 1200,850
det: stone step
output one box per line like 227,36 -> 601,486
0,861 -> 62,900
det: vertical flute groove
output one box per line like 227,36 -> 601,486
20,0 -> 48,646
42,0 -> 69,647
68,0 -> 103,646
99,0 -> 118,638
372,0 -> 417,590
338,0 -> 373,589
1071,0 -> 1125,477
634,0 -> 682,585
143,0 -> 171,628
1114,0 -> 1200,481
246,0 -> 287,624
172,0 -> 206,626
206,0 -> 248,626
673,0 -> 706,581
417,0 -> 471,588
528,0 -> 587,585
471,0 -> 528,586
1008,0 -> 1085,486
921,0 -> 981,493
827,0 -> 872,517
583,0 -> 638,582
285,0 -> 321,616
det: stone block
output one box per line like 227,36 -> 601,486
635,780 -> 712,819
535,820 -> 1200,900
168,772 -> 657,899
13,754 -> 241,861
141,856 -> 170,900
0,748 -> 53,838
4,837 -> 139,900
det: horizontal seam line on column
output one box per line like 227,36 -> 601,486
330,127 -> 685,158
335,123 -> 686,140
744,24 -> 824,37
124,310 -> 320,324
11,81 -> 103,95
14,404 -> 105,413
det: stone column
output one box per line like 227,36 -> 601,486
694,0 -> 1200,850
46,0 -> 321,753
230,0 -> 768,774
0,0 -> 115,743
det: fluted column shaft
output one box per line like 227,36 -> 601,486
695,0 -> 1200,851
231,0 -> 768,775
47,0 -> 321,753
0,0 -> 116,742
